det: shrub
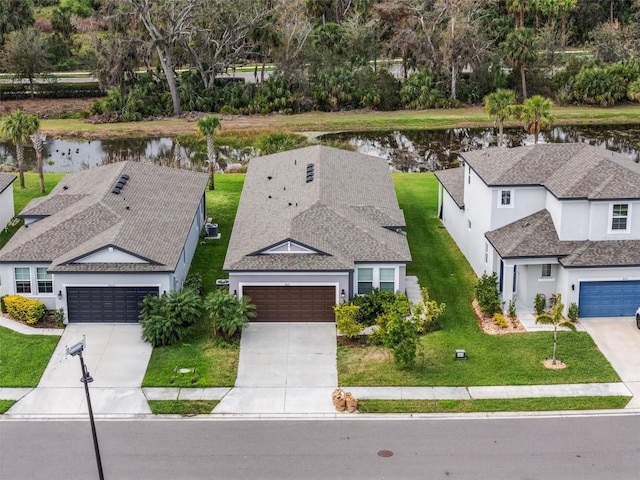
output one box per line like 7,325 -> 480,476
534,293 -> 546,315
184,273 -> 203,296
410,288 -> 445,333
475,273 -> 502,316
351,288 -> 404,326
0,295 -> 6,313
400,70 -> 446,109
379,311 -> 419,368
507,298 -> 517,319
139,289 -> 202,347
256,132 -> 301,155
568,302 -> 579,322
54,308 -> 65,326
334,304 -> 363,338
3,295 -> 47,325
493,312 -> 508,329
204,288 -> 256,339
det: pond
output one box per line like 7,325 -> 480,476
1,124 -> 639,173
321,124 -> 640,171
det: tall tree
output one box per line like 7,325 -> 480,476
483,89 -> 517,147
30,133 -> 47,193
196,116 -> 221,190
502,27 -> 538,99
0,0 -> 34,45
1,111 -> 40,189
520,95 -> 554,144
2,28 -> 50,98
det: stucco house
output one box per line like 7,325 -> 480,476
224,145 -> 411,322
435,143 -> 640,318
0,173 -> 16,231
0,162 -> 208,323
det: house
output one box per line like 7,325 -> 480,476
0,173 -> 16,231
0,162 -> 208,323
224,145 -> 412,322
435,143 -> 640,318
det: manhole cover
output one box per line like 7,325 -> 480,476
377,450 -> 393,458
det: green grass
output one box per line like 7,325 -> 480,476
0,400 -> 16,413
357,396 -> 631,414
337,173 -> 621,387
0,327 -> 60,387
148,400 -> 219,415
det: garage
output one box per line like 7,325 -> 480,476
579,280 -> 640,317
242,286 -> 336,322
67,286 -> 159,323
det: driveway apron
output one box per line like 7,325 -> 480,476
8,324 -> 152,416
579,317 -> 640,408
214,323 -> 338,414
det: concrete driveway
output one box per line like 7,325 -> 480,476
214,323 -> 338,414
8,324 -> 152,416
579,317 -> 640,408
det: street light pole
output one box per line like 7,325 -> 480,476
68,339 -> 104,480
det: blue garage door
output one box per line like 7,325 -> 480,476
579,281 -> 640,317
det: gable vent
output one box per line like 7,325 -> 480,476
306,163 -> 315,183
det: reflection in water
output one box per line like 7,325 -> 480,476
322,124 -> 640,171
0,125 -> 639,174
0,137 -> 257,173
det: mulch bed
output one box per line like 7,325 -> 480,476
0,311 -> 64,329
472,299 -> 526,335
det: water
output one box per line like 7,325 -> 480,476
1,124 -> 639,173
321,124 -> 640,171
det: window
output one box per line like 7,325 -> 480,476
499,190 -> 512,207
14,267 -> 31,294
36,267 -> 53,294
357,268 -> 373,295
611,203 -> 629,231
379,268 -> 395,292
541,264 -> 552,278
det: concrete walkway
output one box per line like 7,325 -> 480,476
7,324 -> 152,416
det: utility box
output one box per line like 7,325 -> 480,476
205,223 -> 218,237
216,279 -> 230,288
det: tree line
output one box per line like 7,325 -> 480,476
3,0 -> 640,119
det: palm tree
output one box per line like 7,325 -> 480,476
502,28 -> 538,99
30,132 -> 47,193
483,89 -> 517,147
1,110 -> 40,189
196,116 -> 221,190
535,293 -> 576,365
520,95 -> 554,144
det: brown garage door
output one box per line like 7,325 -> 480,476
243,286 -> 336,322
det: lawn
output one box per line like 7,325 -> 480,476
0,400 -> 16,413
142,174 -> 244,387
357,396 -> 631,414
337,173 -> 621,386
0,326 -> 60,387
148,400 -> 219,415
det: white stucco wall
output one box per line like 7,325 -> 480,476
76,247 -> 148,263
491,186 -> 546,230
0,183 -> 14,230
549,198 -> 589,241
173,195 -> 206,290
588,200 -> 640,241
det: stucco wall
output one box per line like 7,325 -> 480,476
0,184 -> 14,230
173,195 -> 206,290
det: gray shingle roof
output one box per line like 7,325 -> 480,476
0,173 -> 16,194
434,167 -> 464,208
0,162 -> 208,272
486,209 -> 640,267
224,145 -> 411,271
461,143 -> 640,200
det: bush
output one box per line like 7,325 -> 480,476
379,311 -> 419,368
410,288 -> 445,333
493,312 -> 508,328
256,133 -> 302,155
334,304 -> 363,338
568,302 -> 579,322
139,289 -> 202,347
54,308 -> 65,326
507,298 -> 517,319
534,293 -> 546,315
475,273 -> 502,316
351,288 -> 404,326
400,70 -> 446,109
184,273 -> 203,296
204,289 -> 256,339
3,295 -> 47,325
0,295 -> 6,313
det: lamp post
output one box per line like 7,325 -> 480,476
67,338 -> 104,480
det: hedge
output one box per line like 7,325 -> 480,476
3,295 -> 47,325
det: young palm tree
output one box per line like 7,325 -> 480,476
30,132 -> 47,193
0,110 -> 40,189
520,95 -> 555,143
196,116 -> 221,190
502,28 -> 538,99
483,89 -> 517,147
535,293 -> 576,365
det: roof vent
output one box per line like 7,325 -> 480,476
112,175 -> 129,195
121,174 -> 130,181
306,163 -> 315,183
63,185 -> 68,190
267,176 -> 272,180
111,189 -> 120,195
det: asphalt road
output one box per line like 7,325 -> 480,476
1,415 -> 639,479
